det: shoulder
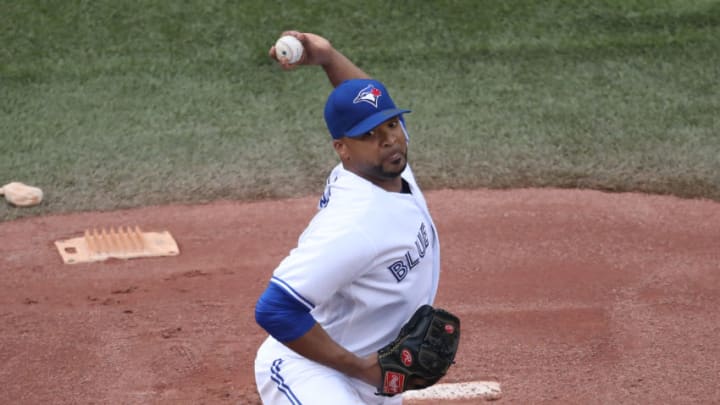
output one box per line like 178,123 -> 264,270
318,164 -> 376,211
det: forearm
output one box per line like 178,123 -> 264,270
321,48 -> 370,87
255,282 -> 381,386
285,323 -> 381,387
271,31 -> 370,87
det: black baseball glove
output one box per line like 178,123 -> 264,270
376,304 -> 461,396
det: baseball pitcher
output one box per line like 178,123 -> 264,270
254,31 -> 459,405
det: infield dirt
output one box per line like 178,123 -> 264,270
1,188 -> 719,404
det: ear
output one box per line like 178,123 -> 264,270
333,140 -> 349,161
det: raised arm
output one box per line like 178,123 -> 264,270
269,30 -> 370,87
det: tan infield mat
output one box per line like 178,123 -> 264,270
55,226 -> 179,264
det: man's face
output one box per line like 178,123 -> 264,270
334,117 -> 408,186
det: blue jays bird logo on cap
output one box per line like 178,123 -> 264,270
353,85 -> 382,108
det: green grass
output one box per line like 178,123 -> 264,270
2,0 -> 719,220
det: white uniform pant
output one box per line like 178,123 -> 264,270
254,338 -> 403,405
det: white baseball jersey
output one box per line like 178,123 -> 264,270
262,162 -> 440,356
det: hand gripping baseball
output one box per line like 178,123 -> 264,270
376,305 -> 461,396
269,31 -> 334,69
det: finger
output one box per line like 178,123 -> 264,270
277,58 -> 297,70
281,30 -> 302,39
270,45 -> 291,68
281,31 -> 307,49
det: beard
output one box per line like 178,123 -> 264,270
342,148 -> 409,187
373,150 -> 408,179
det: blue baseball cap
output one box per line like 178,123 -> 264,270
324,78 -> 411,139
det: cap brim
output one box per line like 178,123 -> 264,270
345,108 -> 411,137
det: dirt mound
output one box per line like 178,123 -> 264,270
1,189 -> 718,404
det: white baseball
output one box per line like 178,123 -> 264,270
274,35 -> 304,64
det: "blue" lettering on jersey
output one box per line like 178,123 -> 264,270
387,223 -> 430,282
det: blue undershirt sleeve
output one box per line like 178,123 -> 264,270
255,282 -> 316,342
